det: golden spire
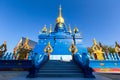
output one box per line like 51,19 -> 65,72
72,41 -> 74,45
48,41 -> 50,46
56,5 -> 64,23
3,41 -> 6,45
49,24 -> 52,33
24,37 -> 29,45
68,25 -> 72,33
59,5 -> 62,17
74,27 -> 79,33
93,38 -> 97,45
42,25 -> 47,32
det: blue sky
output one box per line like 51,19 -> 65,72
0,0 -> 120,52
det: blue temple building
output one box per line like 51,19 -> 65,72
27,5 -> 95,78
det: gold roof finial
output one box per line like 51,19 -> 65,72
115,41 -> 120,53
72,41 -> 74,45
59,5 -> 62,17
93,38 -> 97,45
49,24 -> 52,33
68,25 -> 72,33
42,25 -> 47,32
3,41 -> 6,45
56,5 -> 64,23
24,37 -> 29,45
48,41 -> 50,45
74,26 -> 79,33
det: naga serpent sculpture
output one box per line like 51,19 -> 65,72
0,41 -> 7,58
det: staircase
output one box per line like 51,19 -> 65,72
36,60 -> 84,77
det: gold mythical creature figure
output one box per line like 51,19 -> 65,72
0,41 -> 7,58
14,38 -> 32,60
92,39 -> 104,60
115,42 -> 120,57
99,42 -> 109,60
44,42 -> 53,59
69,42 -> 78,59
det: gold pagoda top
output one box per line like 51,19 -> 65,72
56,5 -> 64,23
42,25 -> 47,32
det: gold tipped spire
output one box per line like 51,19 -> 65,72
49,24 -> 52,33
72,41 -> 74,45
68,25 -> 72,33
24,37 -> 29,45
56,5 -> 64,23
74,27 -> 79,33
48,41 -> 50,46
42,25 -> 47,32
93,38 -> 97,45
3,41 -> 6,45
59,5 -> 62,17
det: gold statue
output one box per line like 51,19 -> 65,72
14,38 -> 32,60
44,42 -> 53,59
92,39 -> 104,60
115,42 -> 120,57
0,41 -> 7,58
42,25 -> 47,32
69,42 -> 78,58
56,5 -> 64,24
